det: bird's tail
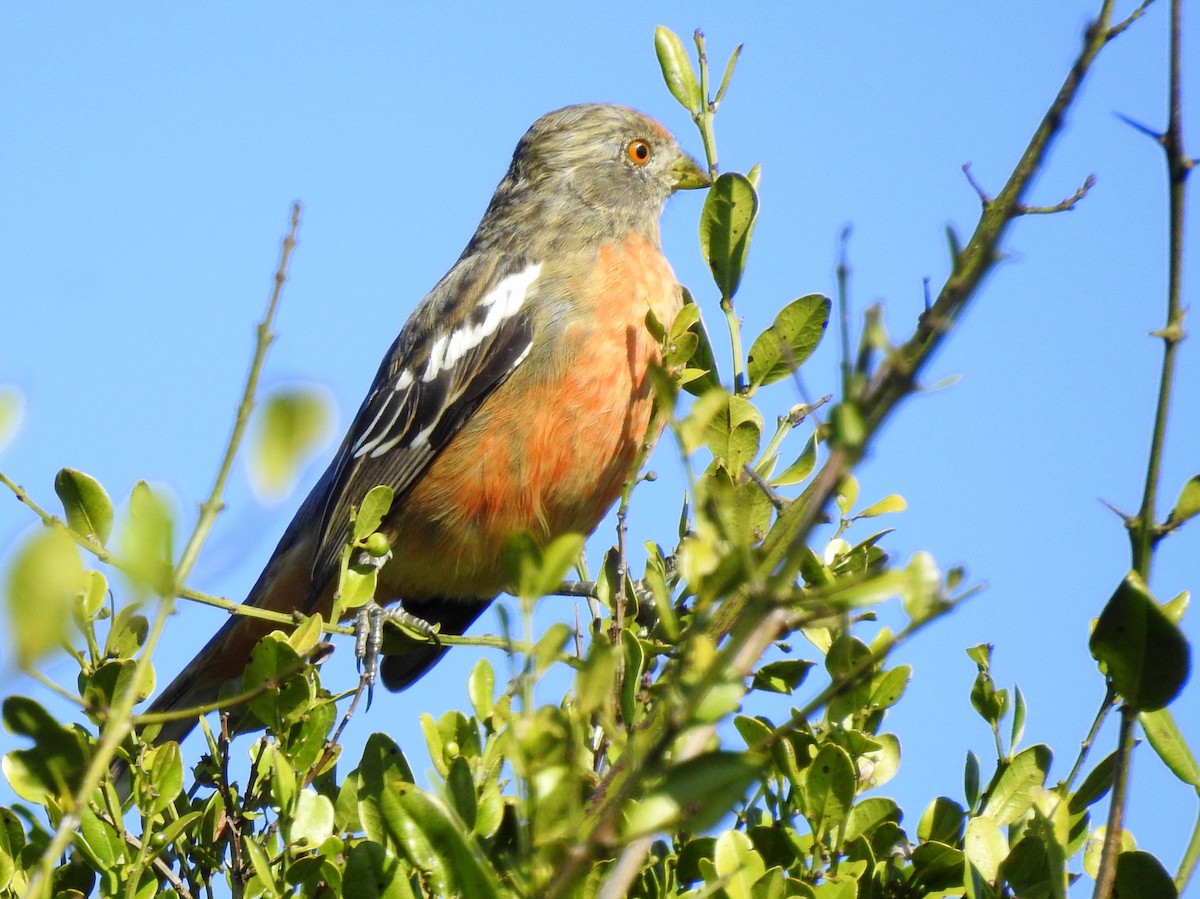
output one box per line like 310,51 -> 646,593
141,625 -> 234,747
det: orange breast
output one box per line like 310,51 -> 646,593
382,233 -> 682,600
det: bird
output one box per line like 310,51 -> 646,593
144,103 -> 709,747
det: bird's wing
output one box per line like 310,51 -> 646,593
306,252 -> 542,603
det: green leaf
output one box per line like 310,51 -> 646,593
746,294 -> 831,389
241,835 -> 276,892
1011,682 -> 1027,751
6,528 -> 82,667
917,797 -> 964,845
444,756 -> 477,832
244,633 -> 313,732
378,783 -> 502,899
503,531 -> 585,603
843,797 -> 900,842
1069,750 -> 1117,813
704,393 -> 763,473
868,664 -> 911,712
946,224 -> 963,271
625,752 -> 762,837
1115,850 -> 1177,898
770,431 -> 817,488
344,840 -> 415,899
339,557 -> 382,613
358,732 -> 415,846
103,603 -> 148,659
533,622 -> 572,676
54,468 -> 114,544
574,639 -> 618,716
802,744 -> 855,840
1140,708 -> 1200,786
1090,572 -> 1190,710
620,629 -> 645,724
825,634 -> 871,680
1163,590 -> 1189,624
354,485 -> 395,541
856,493 -> 906,519
121,481 -> 174,596
752,659 -> 815,695
864,734 -> 902,787
289,790 -> 335,850
0,386 -> 21,451
0,814 -> 14,892
830,401 -> 865,450
963,816 -> 1008,885
982,744 -> 1051,825
77,568 -> 108,621
678,287 -> 722,396
964,750 -> 981,809
966,643 -> 993,668
654,26 -> 701,113
699,172 -> 759,299
135,742 -> 184,816
78,802 -> 126,875
467,658 -> 494,722
970,664 -> 1007,729
1083,826 -> 1137,879
1,695 -> 88,803
713,829 -> 767,899
249,387 -> 332,499
714,43 -> 743,105
1167,474 -> 1200,526
909,841 -> 966,891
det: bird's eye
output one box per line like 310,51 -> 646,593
626,139 -> 653,165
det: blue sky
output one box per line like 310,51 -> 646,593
2,1 -> 1197,884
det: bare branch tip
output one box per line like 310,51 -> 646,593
1114,111 -> 1163,142
961,164 -> 992,206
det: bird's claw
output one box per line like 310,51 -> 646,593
353,601 -> 439,704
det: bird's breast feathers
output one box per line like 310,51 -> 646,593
376,232 -> 682,599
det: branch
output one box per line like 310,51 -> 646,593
24,207 -> 305,899
759,0 -> 1125,582
1098,0 -> 1191,894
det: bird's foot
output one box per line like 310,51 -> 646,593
353,602 -> 439,701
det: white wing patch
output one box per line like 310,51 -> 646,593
423,263 -> 542,382
350,262 -> 541,460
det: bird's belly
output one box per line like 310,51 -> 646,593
381,235 -> 681,600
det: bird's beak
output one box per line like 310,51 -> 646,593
671,153 -> 711,191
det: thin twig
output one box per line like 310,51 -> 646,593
1097,0 -> 1191,894
303,676 -> 370,789
1017,174 -> 1096,214
24,207 -> 304,899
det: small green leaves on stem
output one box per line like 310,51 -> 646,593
121,482 -> 175,598
1139,708 -> 1200,787
624,751 -> 762,837
1166,473 -> 1200,528
333,485 -> 395,617
54,468 -> 113,546
700,172 -> 759,301
654,26 -> 701,114
502,530 -> 587,605
714,42 -> 743,107
353,485 -> 394,542
1,696 -> 89,805
1090,572 -> 1190,711
745,294 -> 832,392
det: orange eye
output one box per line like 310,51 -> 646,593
626,139 -> 652,165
